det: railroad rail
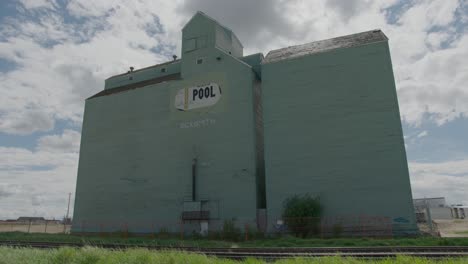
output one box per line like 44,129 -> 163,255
1,241 -> 468,259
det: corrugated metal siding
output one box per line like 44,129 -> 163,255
73,52 -> 259,233
105,60 -> 181,90
262,41 -> 417,234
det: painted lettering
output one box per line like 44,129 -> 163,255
198,88 -> 203,99
210,86 -> 215,97
175,82 -> 221,111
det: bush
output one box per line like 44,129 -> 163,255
332,223 -> 343,238
245,225 -> 265,240
282,194 -> 322,238
221,220 -> 242,241
157,227 -> 170,239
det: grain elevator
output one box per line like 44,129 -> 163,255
72,12 -> 417,235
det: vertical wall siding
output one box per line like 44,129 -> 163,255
262,41 -> 417,234
72,52 -> 259,234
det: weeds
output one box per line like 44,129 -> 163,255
0,247 -> 467,264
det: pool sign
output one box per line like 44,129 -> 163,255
175,83 -> 222,111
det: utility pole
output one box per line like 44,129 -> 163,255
425,198 -> 433,234
64,192 -> 71,233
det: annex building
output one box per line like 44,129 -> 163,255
72,12 -> 417,235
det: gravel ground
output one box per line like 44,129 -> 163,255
435,219 -> 468,237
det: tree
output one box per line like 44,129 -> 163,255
282,194 -> 322,238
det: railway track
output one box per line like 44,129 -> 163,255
1,241 -> 468,259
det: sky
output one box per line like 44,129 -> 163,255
0,0 -> 467,220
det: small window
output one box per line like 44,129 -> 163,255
198,36 -> 207,48
184,38 -> 197,53
161,68 -> 166,73
196,58 -> 203,65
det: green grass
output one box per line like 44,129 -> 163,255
455,231 -> 468,235
2,232 -> 468,248
0,247 -> 467,264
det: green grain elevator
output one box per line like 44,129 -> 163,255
72,12 -> 417,235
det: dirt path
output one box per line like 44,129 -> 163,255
435,219 -> 468,237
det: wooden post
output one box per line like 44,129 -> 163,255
320,217 -> 324,239
44,221 -> 48,233
27,220 -> 32,233
180,221 -> 184,240
81,221 -> 85,237
123,222 -> 128,239
244,223 -> 249,241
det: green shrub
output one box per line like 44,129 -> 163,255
244,225 -> 265,241
332,223 -> 343,238
191,230 -> 202,240
282,194 -> 322,238
157,227 -> 170,239
222,220 -> 242,241
207,231 -> 222,240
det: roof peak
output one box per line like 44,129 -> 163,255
263,29 -> 387,64
182,11 -> 242,46
183,11 -> 232,32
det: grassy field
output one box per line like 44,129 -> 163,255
0,247 -> 467,264
2,232 -> 468,248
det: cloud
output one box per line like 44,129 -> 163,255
37,129 -> 80,153
178,0 -> 304,53
417,131 -> 428,138
396,34 -> 468,125
325,0 -> 370,22
18,0 -> 56,10
0,129 -> 79,219
31,194 -> 44,206
0,110 -> 55,135
0,0 -> 178,135
0,184 -> 20,199
409,159 -> 468,205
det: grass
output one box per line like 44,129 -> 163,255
455,231 -> 468,235
0,247 -> 467,264
2,232 -> 468,248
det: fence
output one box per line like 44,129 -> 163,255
275,215 -> 394,238
67,215 -> 398,239
1,215 -> 412,239
0,222 -> 71,234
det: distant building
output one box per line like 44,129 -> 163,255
413,197 -> 453,221
17,217 -> 46,223
413,197 -> 447,208
451,205 -> 467,219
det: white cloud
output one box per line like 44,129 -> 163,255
18,0 -> 56,10
417,131 -> 428,138
0,0 -> 178,134
409,159 -> 468,205
0,110 -> 55,135
425,31 -> 450,50
37,129 -> 80,153
0,130 -> 79,219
